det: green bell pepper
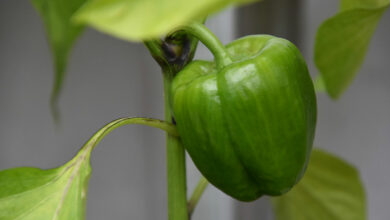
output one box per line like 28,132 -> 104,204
171,23 -> 317,201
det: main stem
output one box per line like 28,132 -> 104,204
164,75 -> 188,220
146,22 -> 225,219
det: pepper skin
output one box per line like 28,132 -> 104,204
171,35 -> 317,201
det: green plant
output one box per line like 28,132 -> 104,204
1,0 -> 388,219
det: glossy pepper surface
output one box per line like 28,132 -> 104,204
171,33 -> 316,201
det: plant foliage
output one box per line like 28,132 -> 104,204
272,149 -> 365,220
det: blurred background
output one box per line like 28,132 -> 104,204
0,0 -> 389,219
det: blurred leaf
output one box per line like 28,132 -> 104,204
0,118 -> 177,219
73,0 -> 258,41
341,0 -> 390,11
313,76 -> 326,93
31,0 -> 87,118
314,4 -> 389,98
272,149 -> 366,220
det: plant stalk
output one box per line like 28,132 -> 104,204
144,28 -> 200,219
164,75 -> 188,220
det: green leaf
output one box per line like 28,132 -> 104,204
314,4 -> 388,98
73,0 -> 257,41
31,0 -> 87,118
271,149 -> 366,220
0,118 -> 177,219
340,0 -> 390,11
313,76 -> 326,93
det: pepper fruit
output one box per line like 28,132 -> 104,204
171,23 -> 316,201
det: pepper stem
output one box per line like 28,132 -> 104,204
182,22 -> 232,70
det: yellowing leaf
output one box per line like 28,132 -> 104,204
272,149 -> 366,220
73,0 -> 258,41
